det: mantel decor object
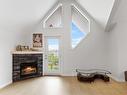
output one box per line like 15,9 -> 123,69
16,45 -> 29,51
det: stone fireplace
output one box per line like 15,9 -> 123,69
13,52 -> 43,82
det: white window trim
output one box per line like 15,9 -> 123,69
43,4 -> 63,28
71,4 -> 91,49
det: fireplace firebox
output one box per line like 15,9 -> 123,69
13,54 -> 43,82
20,61 -> 38,78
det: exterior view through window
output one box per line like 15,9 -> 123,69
48,39 -> 59,70
71,22 -> 87,48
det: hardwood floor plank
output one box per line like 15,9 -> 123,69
0,76 -> 127,95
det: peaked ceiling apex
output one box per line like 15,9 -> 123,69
76,0 -> 115,29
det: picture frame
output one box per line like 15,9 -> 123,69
33,33 -> 43,48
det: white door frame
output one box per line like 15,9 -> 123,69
44,36 -> 62,75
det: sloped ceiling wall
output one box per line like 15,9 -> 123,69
0,0 -> 115,29
0,0 -> 57,29
76,0 -> 115,29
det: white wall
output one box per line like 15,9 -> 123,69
33,0 -> 109,76
62,0 -> 108,75
0,27 -> 29,88
108,0 -> 127,82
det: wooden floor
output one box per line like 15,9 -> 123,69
0,76 -> 127,95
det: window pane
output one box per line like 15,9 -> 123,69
71,22 -> 87,48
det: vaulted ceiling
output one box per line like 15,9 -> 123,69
76,0 -> 115,29
0,0 -> 115,29
0,0 -> 57,29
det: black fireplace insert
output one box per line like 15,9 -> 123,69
13,54 -> 43,82
20,61 -> 38,78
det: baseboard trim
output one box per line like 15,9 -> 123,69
109,75 -> 125,82
61,73 -> 77,76
0,81 -> 12,89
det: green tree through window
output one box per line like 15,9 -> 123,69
48,53 -> 59,70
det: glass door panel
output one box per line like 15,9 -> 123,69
44,37 -> 61,75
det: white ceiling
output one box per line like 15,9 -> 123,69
76,0 -> 115,29
0,0 -> 115,29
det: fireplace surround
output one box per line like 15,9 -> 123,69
13,53 -> 43,82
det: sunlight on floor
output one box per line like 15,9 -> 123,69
39,76 -> 70,95
43,77 -> 64,95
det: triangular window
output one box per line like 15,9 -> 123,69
43,4 -> 62,28
71,5 -> 90,48
71,22 -> 87,48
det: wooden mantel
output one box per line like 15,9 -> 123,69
12,51 -> 43,54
